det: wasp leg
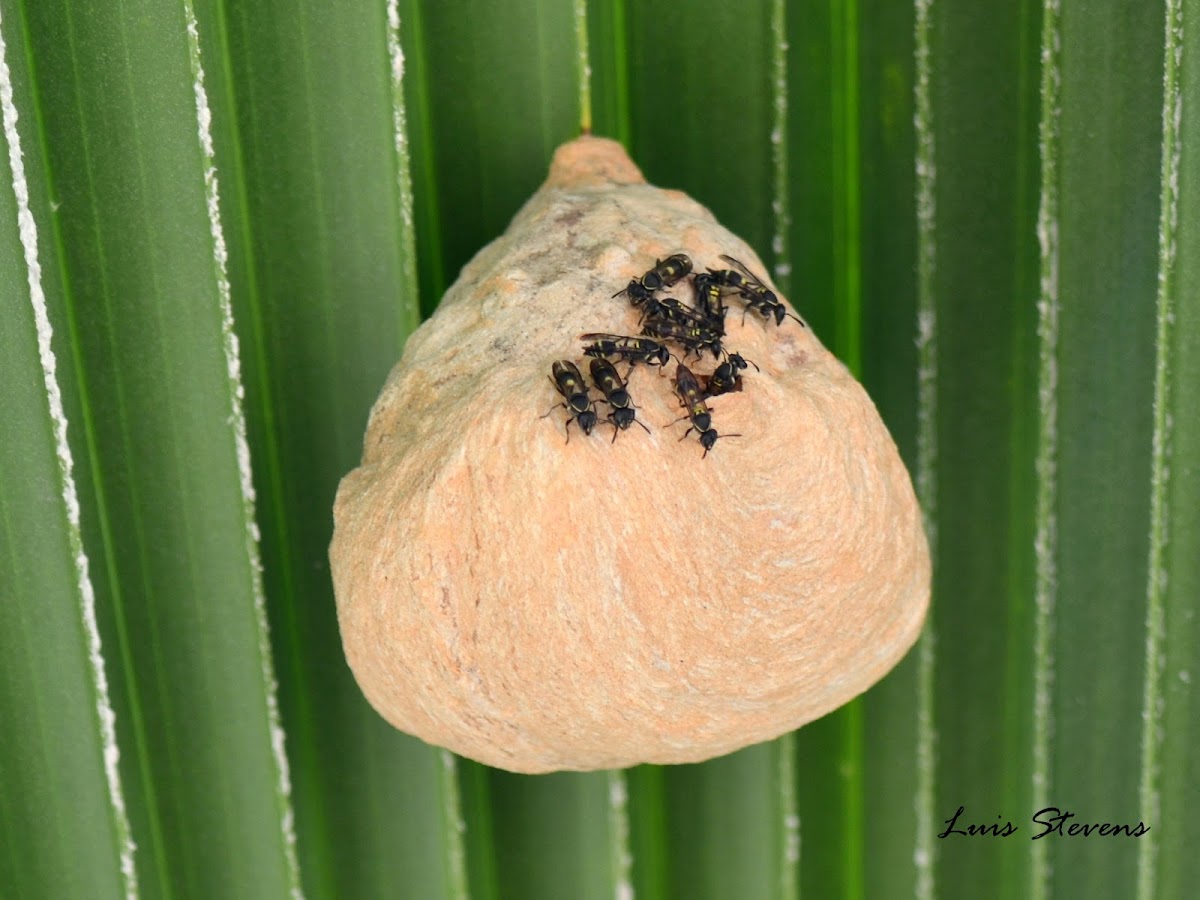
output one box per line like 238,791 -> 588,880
563,416 -> 574,444
541,374 -> 564,419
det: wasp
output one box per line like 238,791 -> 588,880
642,295 -> 713,329
703,352 -> 759,398
612,278 -> 656,307
580,333 -> 672,369
632,293 -> 706,329
708,255 -> 804,327
542,360 -> 598,441
640,316 -> 724,360
642,253 -> 693,291
672,363 -> 739,458
589,358 -> 650,440
612,253 -> 693,304
692,272 -> 728,331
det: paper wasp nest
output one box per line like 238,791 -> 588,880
331,136 -> 930,773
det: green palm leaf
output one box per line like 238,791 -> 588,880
2,1 -> 1196,898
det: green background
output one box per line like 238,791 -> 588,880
1,0 -> 1196,897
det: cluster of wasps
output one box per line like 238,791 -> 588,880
543,252 -> 802,457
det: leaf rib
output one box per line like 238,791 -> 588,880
1031,0 -> 1062,897
182,3 -> 303,893
1136,1 -> 1184,896
769,11 -> 798,895
0,7 -> 136,892
387,0 -> 422,333
912,2 -> 938,897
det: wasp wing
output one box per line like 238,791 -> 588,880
718,254 -> 767,289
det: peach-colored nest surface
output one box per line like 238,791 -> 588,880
331,137 -> 929,773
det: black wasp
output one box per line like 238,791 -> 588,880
580,333 -> 672,369
672,363 -> 740,458
640,253 -> 693,292
703,352 -> 759,398
640,317 -> 724,361
692,272 -> 728,331
708,255 -> 804,327
641,294 -> 714,331
542,360 -> 598,441
613,253 -> 693,305
589,358 -> 650,440
612,279 -> 655,307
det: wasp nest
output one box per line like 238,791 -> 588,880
330,136 -> 930,773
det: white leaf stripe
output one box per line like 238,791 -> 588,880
607,769 -> 633,900
574,0 -> 592,132
1032,1 -> 1062,898
769,6 -> 799,898
388,0 -> 421,333
180,3 -> 302,895
0,7 -> 137,896
1137,1 -> 1183,897
913,1 -> 938,897
770,0 -> 791,290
